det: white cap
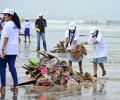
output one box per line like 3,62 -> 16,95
68,22 -> 76,30
90,27 -> 98,34
39,13 -> 43,16
1,9 -> 14,15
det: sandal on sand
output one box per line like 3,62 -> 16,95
102,70 -> 106,76
29,41 -> 31,44
11,86 -> 18,94
80,71 -> 83,76
79,68 -> 83,75
80,71 -> 83,74
93,74 -> 97,78
0,87 -> 6,94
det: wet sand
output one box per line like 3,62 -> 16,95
1,23 -> 120,100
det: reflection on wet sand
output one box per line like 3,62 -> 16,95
23,81 -> 106,100
92,83 -> 106,95
0,94 -> 18,100
12,94 -> 18,100
23,45 -> 30,59
0,94 -> 5,100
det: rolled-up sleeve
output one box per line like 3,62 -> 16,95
2,24 -> 10,38
96,33 -> 102,42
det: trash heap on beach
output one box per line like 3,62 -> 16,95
50,40 -> 87,57
50,41 -> 66,53
21,52 -> 96,87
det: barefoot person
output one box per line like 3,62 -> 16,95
65,23 -> 84,75
0,9 -> 21,94
83,27 -> 107,77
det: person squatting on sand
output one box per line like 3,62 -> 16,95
0,9 -> 21,94
65,23 -> 84,76
23,18 -> 31,44
35,13 -> 47,52
83,27 -> 107,77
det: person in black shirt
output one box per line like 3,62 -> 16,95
0,17 -> 4,33
35,13 -> 47,52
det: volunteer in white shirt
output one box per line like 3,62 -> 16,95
0,9 -> 21,94
84,27 -> 107,77
65,23 -> 83,75
23,18 -> 31,44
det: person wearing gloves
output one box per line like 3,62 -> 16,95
83,27 -> 107,77
35,13 -> 47,52
0,9 -> 21,94
65,23 -> 83,75
23,18 -> 31,44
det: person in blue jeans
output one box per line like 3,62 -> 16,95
0,55 -> 18,87
35,13 -> 47,52
0,9 -> 21,94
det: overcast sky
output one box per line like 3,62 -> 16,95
1,0 -> 120,20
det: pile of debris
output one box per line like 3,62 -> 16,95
21,52 -> 96,87
50,40 -> 87,56
50,41 -> 66,53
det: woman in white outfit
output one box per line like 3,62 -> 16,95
65,23 -> 83,75
0,9 -> 21,94
84,27 -> 107,77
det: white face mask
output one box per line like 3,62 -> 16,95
92,31 -> 97,36
69,29 -> 74,32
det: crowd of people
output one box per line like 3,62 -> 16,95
0,8 -> 107,94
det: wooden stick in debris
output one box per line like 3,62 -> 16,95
18,77 -> 36,86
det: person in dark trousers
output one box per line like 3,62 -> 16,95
35,13 -> 47,52
23,18 -> 31,44
0,17 -> 5,38
0,17 -> 3,31
0,9 -> 21,94
0,18 -> 2,38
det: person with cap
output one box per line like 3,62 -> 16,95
0,8 -> 21,94
83,27 -> 107,78
0,17 -> 3,32
0,17 -> 5,37
65,23 -> 84,76
23,18 -> 31,44
0,17 -> 3,38
35,13 -> 47,52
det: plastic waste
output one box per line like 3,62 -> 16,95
67,76 -> 75,84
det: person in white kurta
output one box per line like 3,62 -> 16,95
84,27 -> 107,77
65,23 -> 83,75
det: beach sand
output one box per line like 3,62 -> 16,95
1,22 -> 120,100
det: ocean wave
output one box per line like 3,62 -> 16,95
47,20 -> 120,25
20,18 -> 120,26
